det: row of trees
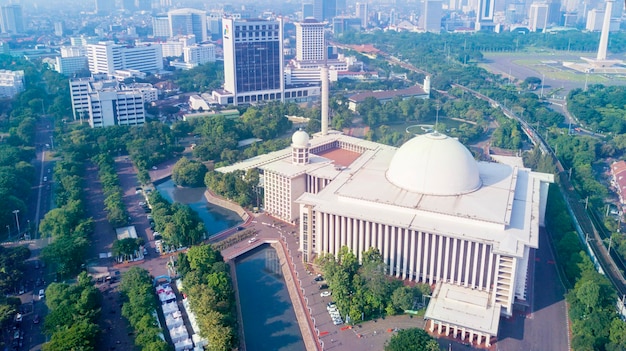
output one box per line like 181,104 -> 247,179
148,191 -> 206,248
40,155 -> 93,278
177,244 -> 237,351
42,273 -> 102,351
0,245 -> 30,332
92,153 -> 129,227
119,267 -> 170,351
317,247 -> 430,323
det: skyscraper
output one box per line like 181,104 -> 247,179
313,0 -> 345,21
529,2 -> 549,31
356,2 -> 368,28
422,0 -> 443,33
0,5 -> 24,34
95,0 -> 115,14
295,19 -> 326,61
168,8 -> 208,43
221,18 -> 284,105
475,0 -> 495,30
152,15 -> 170,37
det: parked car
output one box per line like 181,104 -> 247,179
314,274 -> 324,282
320,291 -> 332,297
319,284 -> 329,290
38,289 -> 45,300
32,314 -> 40,324
248,237 -> 258,244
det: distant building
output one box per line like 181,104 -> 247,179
168,8 -> 208,43
152,15 -> 171,37
86,41 -> 163,75
70,35 -> 100,47
69,76 -> 149,128
0,4 -> 24,34
347,82 -> 430,111
183,44 -> 216,65
332,16 -> 362,34
356,2 -> 368,28
0,70 -> 24,98
312,0 -> 348,21
422,0 -> 442,33
94,0 -> 115,14
529,3 -> 549,32
586,9 -> 605,31
475,0 -> 496,31
296,19 -> 326,61
54,56 -> 89,76
54,21 -> 66,37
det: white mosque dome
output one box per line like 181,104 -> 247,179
292,129 -> 310,148
386,133 -> 482,196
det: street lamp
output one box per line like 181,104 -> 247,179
12,210 -> 20,237
6,225 -> 9,240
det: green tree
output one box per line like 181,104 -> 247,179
384,328 -> 439,351
172,156 -> 208,187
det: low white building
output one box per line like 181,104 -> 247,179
183,44 -> 216,65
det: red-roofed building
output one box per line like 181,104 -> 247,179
611,160 -> 626,204
348,84 -> 429,111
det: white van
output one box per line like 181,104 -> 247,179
38,289 -> 45,300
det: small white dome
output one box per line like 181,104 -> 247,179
292,129 -> 310,148
386,133 -> 481,196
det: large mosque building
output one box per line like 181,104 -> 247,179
217,67 -> 553,347
218,127 -> 553,346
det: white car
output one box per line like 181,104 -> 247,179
248,237 -> 258,244
320,291 -> 332,297
38,289 -> 45,300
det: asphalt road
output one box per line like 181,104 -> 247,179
497,227 -> 569,351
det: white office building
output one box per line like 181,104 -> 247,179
70,76 -> 148,128
183,44 -> 216,65
86,41 -> 163,75
153,15 -> 171,37
55,56 -> 89,76
218,127 -> 553,347
529,3 -> 549,32
0,70 -> 24,98
296,19 -> 326,61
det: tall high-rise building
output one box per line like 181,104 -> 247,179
86,41 -> 163,75
302,2 -> 314,19
136,0 -> 152,12
529,2 -> 549,31
168,8 -> 208,43
152,15 -> 170,37
54,21 -> 65,37
422,0 -> 442,33
221,18 -> 284,105
295,19 -> 326,61
313,0 -> 346,21
475,0 -> 495,30
547,0 -> 563,25
122,0 -> 136,12
95,0 -> 115,14
356,2 -> 368,28
0,5 -> 24,34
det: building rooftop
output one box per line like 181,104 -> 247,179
425,282 -> 501,335
348,85 -> 427,103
